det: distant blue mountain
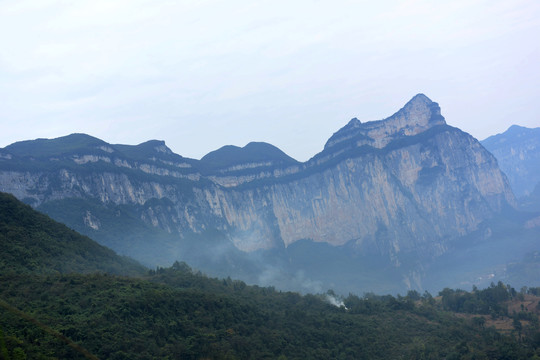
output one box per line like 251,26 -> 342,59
482,125 -> 540,197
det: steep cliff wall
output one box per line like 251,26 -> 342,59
0,95 -> 516,267
201,124 -> 514,261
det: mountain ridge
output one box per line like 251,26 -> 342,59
481,125 -> 540,197
200,141 -> 299,171
0,94 -> 520,291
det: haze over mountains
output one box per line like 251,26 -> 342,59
1,94 -> 539,294
482,125 -> 540,199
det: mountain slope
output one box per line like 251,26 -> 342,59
0,94 -> 520,291
1,265 -> 538,359
482,125 -> 540,197
0,191 -> 145,275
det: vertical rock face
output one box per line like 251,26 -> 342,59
0,95 -> 516,266
481,125 -> 540,197
203,95 -> 515,261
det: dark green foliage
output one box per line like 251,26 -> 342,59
439,282 -> 512,316
1,265 -> 539,359
3,133 -> 106,158
529,287 -> 540,296
200,142 -> 299,171
0,192 -> 146,276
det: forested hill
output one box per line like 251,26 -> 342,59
0,191 -> 145,276
2,264 -> 540,359
2,190 -> 540,358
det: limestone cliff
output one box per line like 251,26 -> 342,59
0,95 -> 516,268
197,95 -> 515,261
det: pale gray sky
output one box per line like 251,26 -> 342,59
1,0 -> 539,161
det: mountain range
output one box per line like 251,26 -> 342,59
1,94 -> 538,294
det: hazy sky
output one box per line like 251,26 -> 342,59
1,0 -> 539,161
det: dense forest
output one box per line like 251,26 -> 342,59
0,192 -> 145,276
2,191 -> 540,359
2,265 -> 540,359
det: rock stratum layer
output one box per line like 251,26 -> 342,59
0,94 -> 515,266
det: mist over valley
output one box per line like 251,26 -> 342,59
2,94 -> 539,295
2,94 -> 540,359
2,1 -> 540,357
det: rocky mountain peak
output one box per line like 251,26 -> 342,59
324,94 -> 446,151
347,117 -> 361,126
136,140 -> 173,154
402,93 -> 432,108
393,93 -> 444,127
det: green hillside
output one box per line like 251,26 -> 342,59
2,191 -> 540,359
0,192 -> 145,276
2,265 -> 540,359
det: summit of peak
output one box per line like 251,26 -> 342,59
388,93 -> 443,126
346,117 -> 361,127
324,94 -> 446,151
200,142 -> 298,170
405,93 -> 433,106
